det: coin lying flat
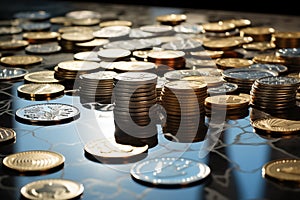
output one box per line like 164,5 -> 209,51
0,127 -> 16,145
156,14 -> 187,26
2,150 -> 65,173
15,103 -> 80,125
25,43 -> 61,54
0,67 -> 28,81
24,70 -> 60,84
17,83 -> 65,100
0,40 -> 29,50
20,179 -> 84,200
262,159 -> 300,184
84,137 -> 148,163
130,157 -> 211,186
0,55 -> 43,67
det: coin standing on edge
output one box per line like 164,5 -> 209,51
130,157 -> 211,187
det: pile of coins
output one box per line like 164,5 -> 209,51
161,80 -> 208,142
112,72 -> 159,148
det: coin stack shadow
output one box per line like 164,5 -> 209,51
112,72 -> 159,148
161,80 -> 208,143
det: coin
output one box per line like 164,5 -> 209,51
15,103 -> 80,125
242,41 -> 275,51
130,157 -> 211,186
248,63 -> 288,74
21,22 -> 51,32
2,150 -> 65,173
61,32 -> 94,42
240,26 -> 275,42
156,14 -> 187,26
0,26 -> 22,35
251,118 -> 300,135
0,40 -> 29,50
20,179 -> 84,200
23,32 -> 60,43
66,10 -> 101,19
74,51 -> 100,62
139,24 -> 173,34
17,83 -> 65,100
99,20 -> 132,27
0,55 -> 43,66
204,94 -> 250,109
173,22 -> 203,34
57,60 -> 101,72
262,159 -> 300,184
97,48 -> 131,61
113,61 -> 156,73
24,70 -> 59,84
84,137 -> 148,163
202,21 -> 236,33
161,38 -> 202,51
25,43 -> 62,54
71,17 -> 100,26
14,10 -> 51,21
0,127 -> 16,145
0,67 -> 28,81
93,25 -> 131,38
203,38 -> 240,51
252,53 -> 287,65
50,16 -> 72,25
216,58 -> 253,70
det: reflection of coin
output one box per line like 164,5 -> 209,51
251,118 -> 300,135
3,150 -> 65,173
0,55 -> 43,66
24,70 -> 59,84
15,103 -> 80,125
17,83 -> 65,100
130,157 -> 211,186
0,127 -> 16,145
21,179 -> 84,200
0,67 -> 28,81
84,137 -> 148,163
262,159 -> 300,184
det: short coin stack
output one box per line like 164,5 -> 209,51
147,50 -> 186,70
161,80 -> 208,142
112,72 -> 159,148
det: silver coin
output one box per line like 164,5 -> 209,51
114,71 -> 157,84
14,10 -> 51,21
207,82 -> 238,94
174,22 -> 204,34
139,24 -> 173,33
21,22 -> 51,31
130,157 -> 211,186
256,76 -> 300,87
0,26 -> 22,35
25,43 -> 61,54
66,10 -> 101,19
161,38 -> 203,51
103,38 -> 161,51
15,103 -> 80,125
93,25 -> 131,38
74,51 -> 100,62
276,48 -> 300,59
0,67 -> 28,80
248,63 -> 288,74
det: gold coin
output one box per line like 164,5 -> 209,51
99,20 -> 133,27
272,31 -> 300,39
17,83 -> 65,100
71,18 -> 100,26
222,18 -> 251,28
24,70 -> 60,84
0,55 -> 43,66
156,14 -> 187,25
240,26 -> 275,35
251,118 -> 300,135
21,178 -> 84,200
242,42 -> 276,51
58,26 -> 94,34
215,58 -> 253,69
0,40 -> 29,50
203,38 -> 240,51
50,16 -> 72,25
204,94 -> 250,108
61,32 -> 94,42
0,127 -> 16,144
252,54 -> 287,65
202,21 -> 236,32
147,50 -> 185,59
23,32 -> 60,43
262,159 -> 300,184
2,150 -> 65,173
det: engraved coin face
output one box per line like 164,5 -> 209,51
0,127 -> 16,144
256,76 -> 300,87
262,159 -> 300,183
17,83 -> 65,100
0,55 -> 43,66
15,103 -> 80,125
130,157 -> 211,186
222,68 -> 278,81
21,179 -> 84,200
165,80 -> 207,91
3,150 -> 65,173
251,118 -> 300,134
0,67 -> 28,80
24,70 -> 59,84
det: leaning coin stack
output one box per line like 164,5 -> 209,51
54,60 -> 101,90
161,80 -> 208,142
78,71 -> 117,104
271,31 -> 300,48
250,76 -> 300,114
146,50 -> 186,70
112,72 -> 159,148
204,94 -> 250,120
222,67 -> 278,93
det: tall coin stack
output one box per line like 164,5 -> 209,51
161,80 -> 208,143
250,76 -> 300,115
112,72 -> 159,148
78,71 -> 118,104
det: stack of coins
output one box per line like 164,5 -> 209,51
54,60 -> 101,89
147,50 -> 186,69
59,32 -> 94,53
112,72 -> 159,148
240,26 -> 275,42
222,67 -> 278,93
250,76 -> 300,114
22,31 -> 60,44
275,48 -> 300,71
78,71 -> 117,104
204,94 -> 250,120
272,31 -> 300,48
112,61 -> 157,73
215,58 -> 254,70
161,80 -> 208,142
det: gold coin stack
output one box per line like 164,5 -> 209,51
156,14 -> 187,26
272,31 -> 300,48
250,76 -> 300,114
54,60 -> 101,89
204,94 -> 250,120
275,48 -> 300,71
59,31 -> 94,53
161,80 -> 208,143
78,71 -> 118,104
146,50 -> 186,70
240,26 -> 275,42
113,72 -> 159,148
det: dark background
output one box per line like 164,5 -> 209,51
0,0 -> 299,20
